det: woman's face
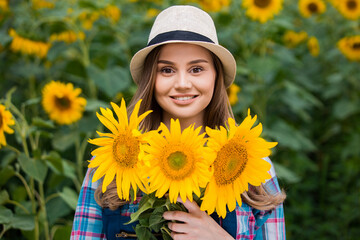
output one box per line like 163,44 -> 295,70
154,43 -> 216,126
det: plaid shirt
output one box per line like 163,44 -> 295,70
71,157 -> 285,240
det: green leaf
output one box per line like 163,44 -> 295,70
268,120 -> 316,152
88,64 -> 131,97
44,151 -> 64,174
135,225 -> 157,240
12,186 -> 27,202
62,160 -> 77,180
273,47 -> 300,66
0,190 -> 10,204
18,153 -> 48,183
0,206 -> 13,224
149,206 -> 166,232
85,99 -> 109,111
47,42 -> 69,61
58,187 -> 78,210
0,166 -> 15,187
0,152 -> 17,168
273,162 -> 301,184
23,97 -> 41,107
153,198 -> 167,208
138,212 -> 151,227
247,56 -> 281,83
10,214 -> 35,231
161,227 -> 173,240
138,194 -> 151,209
53,225 -> 72,240
127,196 -> 156,224
333,99 -> 359,120
52,131 -> 77,151
46,196 -> 72,226
32,117 -> 55,129
0,31 -> 12,45
78,115 -> 101,132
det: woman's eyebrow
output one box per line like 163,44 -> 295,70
158,60 -> 174,64
188,59 -> 209,64
157,59 -> 209,64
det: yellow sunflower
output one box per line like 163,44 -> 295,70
9,29 -> 51,58
32,0 -> 55,10
88,99 -> 152,200
50,30 -> 85,44
227,83 -> 241,106
333,0 -> 360,20
0,104 -> 15,148
42,81 -> 87,125
308,36 -> 320,57
146,8 -> 160,19
283,30 -> 308,48
242,0 -> 283,23
102,5 -> 121,23
298,0 -> 326,18
78,11 -> 100,30
201,110 -> 277,218
142,119 -> 215,203
196,0 -> 231,12
0,0 -> 9,11
337,35 -> 360,61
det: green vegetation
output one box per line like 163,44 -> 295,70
0,0 -> 359,239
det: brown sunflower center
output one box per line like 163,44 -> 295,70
214,140 -> 248,186
353,42 -> 360,49
161,149 -> 194,180
308,3 -> 319,13
254,0 -> 271,8
167,151 -> 187,170
54,96 -> 71,110
347,0 -> 357,10
112,134 -> 139,168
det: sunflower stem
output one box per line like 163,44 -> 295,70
8,102 -> 31,157
5,200 -> 30,214
161,226 -> 172,237
45,193 -> 60,203
14,172 -> 33,202
4,144 -> 21,155
0,226 -> 8,239
78,132 -> 91,180
76,27 -> 97,99
38,182 -> 50,240
30,178 -> 40,240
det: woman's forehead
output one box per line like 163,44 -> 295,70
158,43 -> 213,62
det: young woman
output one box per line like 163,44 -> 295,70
71,5 -> 286,240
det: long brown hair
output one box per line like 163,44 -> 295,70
95,44 -> 286,210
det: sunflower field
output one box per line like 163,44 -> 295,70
0,0 -> 359,239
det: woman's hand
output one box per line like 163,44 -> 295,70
162,197 -> 234,240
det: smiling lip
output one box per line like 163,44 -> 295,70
170,95 -> 198,105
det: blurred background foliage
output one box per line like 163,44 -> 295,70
0,0 -> 359,239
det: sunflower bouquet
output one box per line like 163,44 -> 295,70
88,99 -> 277,240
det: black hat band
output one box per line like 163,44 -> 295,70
147,30 -> 214,47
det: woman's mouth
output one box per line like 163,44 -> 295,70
170,95 -> 198,105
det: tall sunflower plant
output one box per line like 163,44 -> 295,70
88,98 -> 277,240
0,85 -> 89,240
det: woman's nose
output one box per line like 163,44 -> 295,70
174,72 -> 191,89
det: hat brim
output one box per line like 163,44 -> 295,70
130,40 -> 236,88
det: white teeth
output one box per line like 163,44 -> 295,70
174,96 -> 194,101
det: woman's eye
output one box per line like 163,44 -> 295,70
191,67 -> 203,73
160,68 -> 174,74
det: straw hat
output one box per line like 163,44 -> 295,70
130,5 -> 236,88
